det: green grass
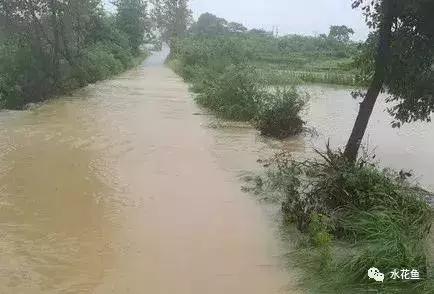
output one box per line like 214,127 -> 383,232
253,50 -> 358,86
194,64 -> 261,121
250,147 -> 434,293
254,87 -> 306,138
168,56 -> 307,138
259,69 -> 357,86
172,34 -> 361,88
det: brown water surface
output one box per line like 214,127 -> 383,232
302,84 -> 434,191
0,50 -> 295,294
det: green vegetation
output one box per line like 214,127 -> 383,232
1,1 -> 432,292
115,0 -> 150,54
195,64 -> 261,121
170,34 -> 307,137
0,0 -> 150,109
170,12 -> 361,87
249,148 -> 434,293
151,0 -> 192,53
169,13 -> 362,136
343,0 -> 434,161
255,87 -> 306,138
256,33 -> 359,87
234,0 -> 433,292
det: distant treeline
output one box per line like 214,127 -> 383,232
185,13 -> 359,59
0,0 -> 150,109
172,13 -> 361,87
169,13 -> 318,138
171,12 -> 361,96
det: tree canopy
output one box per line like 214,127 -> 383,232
344,0 -> 434,160
188,13 -> 227,36
0,0 -> 150,108
188,13 -> 247,36
151,0 -> 192,50
114,0 -> 150,53
328,25 -> 355,43
354,0 -> 433,126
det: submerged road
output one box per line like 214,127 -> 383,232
0,49 -> 294,293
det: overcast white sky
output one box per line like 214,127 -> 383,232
190,0 -> 370,40
104,0 -> 370,41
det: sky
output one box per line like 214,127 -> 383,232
190,0 -> 370,41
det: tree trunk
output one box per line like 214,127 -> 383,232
49,0 -> 61,84
25,0 -> 75,68
59,13 -> 75,67
1,2 -> 12,33
343,0 -> 395,162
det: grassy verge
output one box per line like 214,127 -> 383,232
0,38 -> 148,110
9,48 -> 147,109
246,147 -> 434,293
259,69 -> 357,87
254,52 -> 358,87
168,37 -> 307,138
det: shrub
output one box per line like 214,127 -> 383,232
73,42 -> 132,85
254,87 -> 306,138
195,64 -> 262,121
171,36 -> 254,82
109,42 -> 134,69
0,10 -> 143,110
265,147 -> 433,235
257,147 -> 433,292
0,37 -> 55,109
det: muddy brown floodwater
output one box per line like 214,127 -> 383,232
1,49 -> 433,294
0,50 -> 297,294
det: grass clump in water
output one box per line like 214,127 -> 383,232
195,64 -> 261,121
193,65 -> 307,137
255,147 -> 434,293
169,38 -> 308,137
254,87 -> 306,138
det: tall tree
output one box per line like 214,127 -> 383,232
227,22 -> 247,34
114,0 -> 149,54
188,14 -> 248,36
0,0 -> 105,67
48,0 -> 61,83
344,0 -> 434,161
151,0 -> 191,51
328,25 -> 354,43
0,0 -> 128,107
188,12 -> 228,36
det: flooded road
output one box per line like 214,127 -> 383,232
1,49 -> 433,294
0,50 -> 294,293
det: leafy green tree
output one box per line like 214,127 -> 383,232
227,22 -> 247,34
344,0 -> 434,161
114,0 -> 149,54
188,13 -> 228,36
0,0 -> 149,108
188,13 -> 248,36
151,0 -> 191,51
328,25 -> 354,43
